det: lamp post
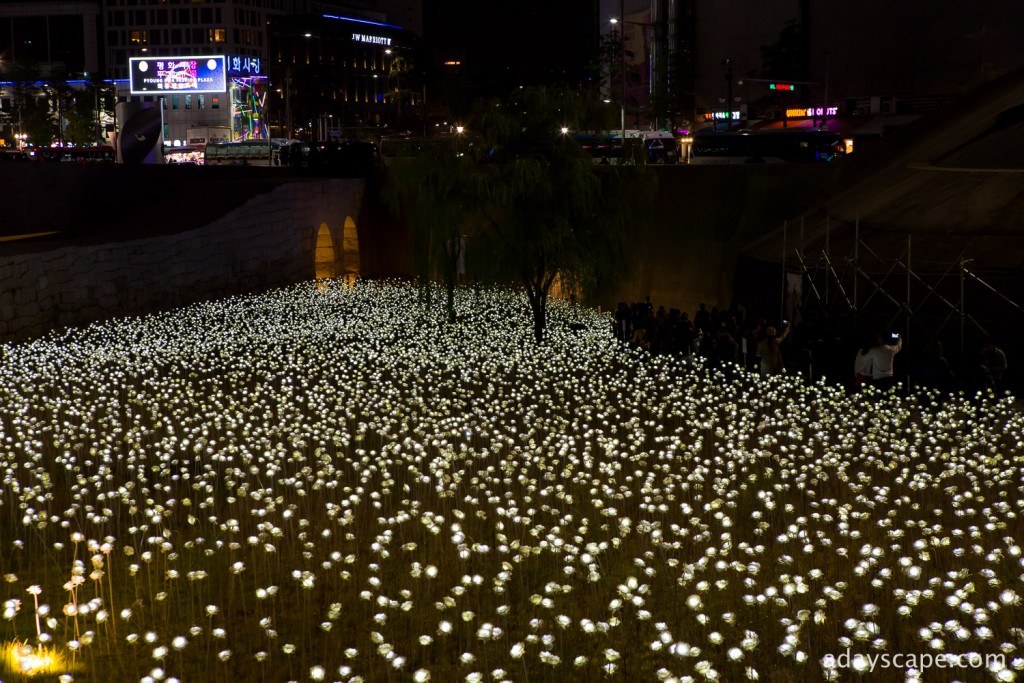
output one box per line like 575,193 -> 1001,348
384,48 -> 406,128
619,0 -> 625,152
610,8 -> 625,163
612,6 -> 664,158
723,58 -> 733,132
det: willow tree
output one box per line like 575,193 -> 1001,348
382,86 -> 654,340
472,87 -> 655,343
381,137 -> 478,323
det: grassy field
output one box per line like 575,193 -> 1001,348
1,281 -> 1022,682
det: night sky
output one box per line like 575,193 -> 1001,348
423,0 -> 599,96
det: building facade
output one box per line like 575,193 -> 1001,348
0,1 -> 103,77
0,1 -> 106,148
106,0 -> 419,148
599,0 -> 696,133
266,12 -> 420,141
601,0 -> 1024,133
1,0 -> 421,153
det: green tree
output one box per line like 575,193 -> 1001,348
381,137 -> 478,323
471,87 -> 656,343
588,32 -> 641,120
62,76 -> 114,146
0,101 -> 11,142
1,64 -> 53,147
383,87 -> 654,342
40,82 -> 82,147
383,54 -> 423,133
759,19 -> 805,80
63,86 -> 100,147
93,77 -> 118,142
21,86 -> 55,148
755,18 -> 808,108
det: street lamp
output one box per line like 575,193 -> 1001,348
383,48 -> 403,128
612,14 -> 661,130
722,58 -> 733,131
609,10 -> 625,159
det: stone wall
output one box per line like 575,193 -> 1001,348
595,164 -> 834,316
0,162 -> 840,343
0,178 -> 365,342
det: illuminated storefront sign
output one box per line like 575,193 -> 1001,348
769,83 -> 795,91
352,33 -> 392,46
130,56 -> 227,95
703,110 -> 742,121
786,106 -> 839,118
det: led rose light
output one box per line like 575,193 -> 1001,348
0,281 -> 1021,680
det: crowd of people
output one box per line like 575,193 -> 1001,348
848,331 -> 1012,395
612,299 -> 795,378
913,338 -> 1010,395
613,297 -> 1017,395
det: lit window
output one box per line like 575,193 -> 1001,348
129,30 -> 148,45
209,28 -> 226,43
185,94 -> 192,110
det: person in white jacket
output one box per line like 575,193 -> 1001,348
867,332 -> 903,390
853,337 -> 875,389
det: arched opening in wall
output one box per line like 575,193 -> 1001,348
549,272 -> 582,303
315,222 -> 337,281
341,215 -> 361,286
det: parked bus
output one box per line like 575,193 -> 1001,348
379,137 -> 445,166
690,130 -> 846,164
307,139 -> 379,176
26,146 -> 115,163
573,131 -> 679,165
573,132 -> 620,164
203,139 -> 310,167
0,149 -> 30,162
381,131 -> 679,166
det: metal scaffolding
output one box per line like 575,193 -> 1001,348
779,213 -> 1024,385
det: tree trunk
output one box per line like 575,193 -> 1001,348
528,289 -> 546,344
445,271 -> 456,324
444,237 -> 461,324
525,265 -> 557,344
418,224 -> 433,309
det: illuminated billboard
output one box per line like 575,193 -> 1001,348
129,56 -> 227,95
786,106 -> 839,119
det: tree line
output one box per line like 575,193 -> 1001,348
0,63 -> 115,148
382,86 -> 656,343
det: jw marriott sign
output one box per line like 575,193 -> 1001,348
352,33 -> 392,46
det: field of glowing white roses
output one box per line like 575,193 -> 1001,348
1,280 -> 1023,683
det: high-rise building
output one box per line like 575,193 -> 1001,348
423,0 -> 598,102
101,0 -> 420,145
599,0 -> 695,131
0,2 -> 106,149
600,0 -> 1024,131
0,2 -> 103,78
0,0 -> 422,151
